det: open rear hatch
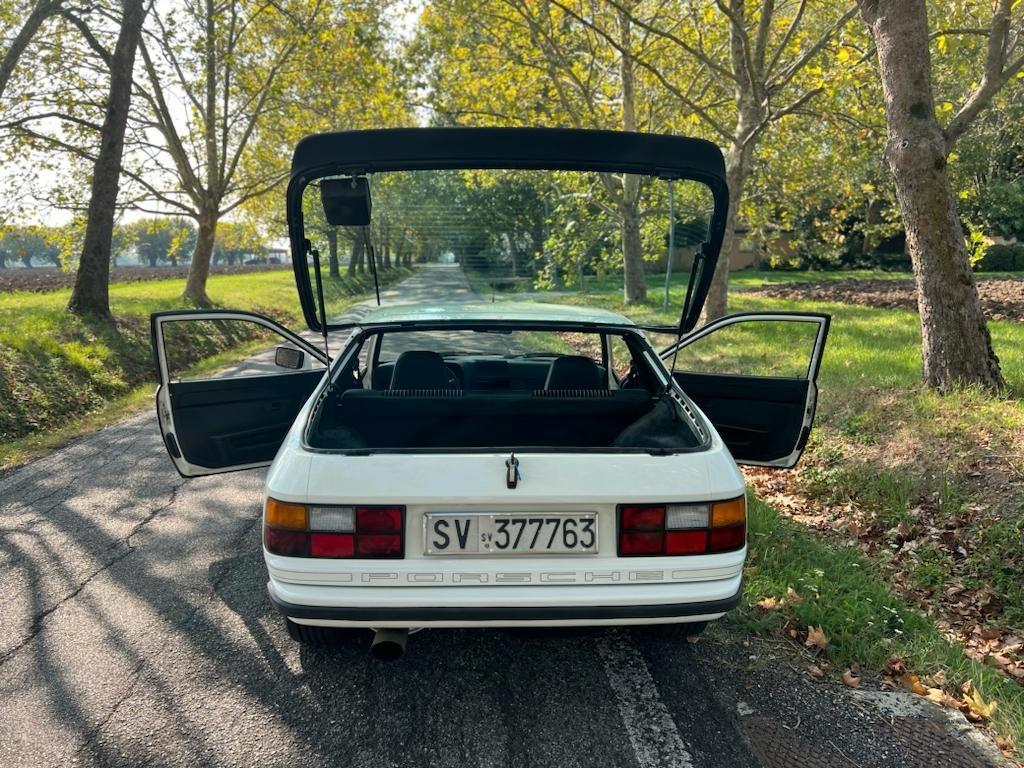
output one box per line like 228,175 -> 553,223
287,127 -> 729,337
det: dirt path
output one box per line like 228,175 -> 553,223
747,277 -> 1024,322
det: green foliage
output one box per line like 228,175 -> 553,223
0,225 -> 61,268
212,221 -> 262,266
970,180 -> 1024,240
976,243 -> 1024,271
119,217 -> 196,266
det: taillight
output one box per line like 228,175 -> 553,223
618,497 -> 745,556
264,499 -> 404,558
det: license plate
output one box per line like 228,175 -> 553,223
424,513 -> 598,555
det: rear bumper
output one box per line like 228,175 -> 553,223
268,575 -> 743,628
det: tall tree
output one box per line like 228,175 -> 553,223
433,0 -> 857,313
419,0 -> 672,302
129,0 -> 327,304
856,0 -> 1022,390
588,0 -> 858,318
67,0 -> 148,317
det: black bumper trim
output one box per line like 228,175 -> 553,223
269,586 -> 742,623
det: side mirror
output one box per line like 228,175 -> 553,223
275,346 -> 305,370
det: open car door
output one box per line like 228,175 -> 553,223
151,310 -> 328,478
660,312 -> 830,468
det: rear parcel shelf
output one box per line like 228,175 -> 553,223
309,388 -> 700,451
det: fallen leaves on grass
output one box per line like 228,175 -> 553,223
962,681 -> 998,722
994,734 -> 1016,758
807,664 -> 826,678
898,673 -> 928,696
744,460 -> 1024,688
882,667 -> 1000,720
753,587 -> 807,613
746,277 -> 1024,323
842,669 -> 861,688
805,625 -> 829,651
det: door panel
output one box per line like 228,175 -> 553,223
660,313 -> 829,468
169,374 -> 322,469
151,310 -> 328,477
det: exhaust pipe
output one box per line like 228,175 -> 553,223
370,628 -> 409,660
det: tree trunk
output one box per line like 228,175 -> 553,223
183,209 -> 217,304
859,0 -> 1004,390
621,202 -> 645,303
347,238 -> 359,276
0,251 -> 7,268
67,0 -> 146,318
701,0 -> 769,322
617,7 -> 646,305
381,226 -> 391,268
355,239 -> 365,272
180,0 -> 221,306
702,147 -> 751,321
326,229 -> 340,278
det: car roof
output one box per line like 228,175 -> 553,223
357,301 -> 636,328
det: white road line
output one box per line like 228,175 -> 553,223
595,630 -> 695,768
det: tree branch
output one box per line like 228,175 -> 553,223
943,0 -> 1024,151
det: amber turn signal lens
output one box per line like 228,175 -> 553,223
265,498 -> 308,530
711,496 -> 746,528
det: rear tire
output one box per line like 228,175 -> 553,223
284,618 -> 345,647
631,621 -> 708,640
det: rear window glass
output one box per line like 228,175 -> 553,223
376,329 -> 578,362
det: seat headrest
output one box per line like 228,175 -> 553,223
389,350 -> 457,390
544,355 -> 605,390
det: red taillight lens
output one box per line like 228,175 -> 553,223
709,524 -> 745,553
666,530 -> 708,555
356,506 -> 403,532
264,527 -> 309,557
311,532 -> 355,558
356,533 -> 402,556
619,531 -> 664,555
620,505 -> 666,530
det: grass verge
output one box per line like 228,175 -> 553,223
738,497 -> 1024,757
0,267 -> 411,470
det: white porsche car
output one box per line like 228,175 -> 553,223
151,128 -> 828,658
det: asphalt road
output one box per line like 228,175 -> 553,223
0,266 -> 1003,768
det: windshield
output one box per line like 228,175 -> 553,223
299,168 -> 715,319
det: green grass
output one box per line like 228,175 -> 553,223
0,267 -> 411,468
